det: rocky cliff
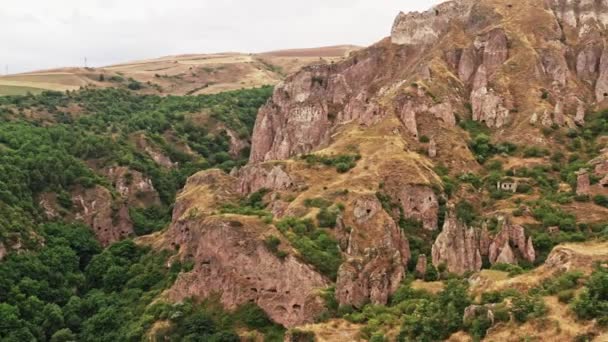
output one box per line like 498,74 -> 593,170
432,208 -> 536,275
153,0 -> 608,332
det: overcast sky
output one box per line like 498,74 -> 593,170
2,0 -> 443,74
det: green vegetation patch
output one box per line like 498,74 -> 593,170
301,153 -> 361,173
275,217 -> 342,280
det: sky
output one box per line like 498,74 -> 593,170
1,0 -> 443,74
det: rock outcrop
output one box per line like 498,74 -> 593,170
391,1 -> 473,46
432,210 -> 536,274
432,205 -> 483,274
226,128 -> 250,157
487,217 -> 536,265
165,170 -> 328,327
415,254 -> 428,277
104,166 -> 161,207
237,163 -> 298,194
166,217 -> 327,328
335,195 -> 410,308
72,185 -> 134,247
576,168 -> 591,196
428,138 -> 437,158
384,184 -> 439,230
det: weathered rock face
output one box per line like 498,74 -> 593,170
487,218 -> 536,265
166,217 -> 328,328
336,249 -> 405,308
415,254 -> 428,277
428,138 -> 437,158
72,185 -> 134,247
547,0 -> 608,36
104,166 -> 160,207
458,28 -> 512,128
165,170 -> 328,328
432,206 -> 482,274
391,0 -> 473,46
237,164 -> 298,194
576,169 -> 591,196
249,59 -> 381,162
134,134 -> 176,168
432,211 -> 536,274
335,195 -> 410,308
544,242 -> 608,274
226,128 -> 249,157
385,185 -> 439,230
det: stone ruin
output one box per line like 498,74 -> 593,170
496,181 -> 517,193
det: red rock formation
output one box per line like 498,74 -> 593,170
488,217 -> 536,265
104,166 -> 161,207
431,205 -> 482,274
166,217 -> 328,328
384,184 -> 439,231
72,185 -> 134,247
391,1 -> 473,46
576,169 -> 591,196
335,196 -> 409,308
226,128 -> 249,157
428,138 -> 437,158
415,254 -> 428,278
237,163 -> 298,194
336,249 -> 405,308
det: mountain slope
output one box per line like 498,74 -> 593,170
154,0 -> 608,340
0,46 -> 359,96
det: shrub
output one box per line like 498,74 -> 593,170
511,295 -> 547,323
301,153 -> 360,173
491,263 -> 525,277
317,206 -> 341,228
593,195 -> 608,208
275,217 -> 342,280
571,265 -> 608,322
557,290 -> 575,304
455,200 -> 477,225
304,197 -> 331,209
523,146 -> 549,158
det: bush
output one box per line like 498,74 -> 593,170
594,195 -> 608,208
557,290 -> 575,304
302,153 -> 360,173
571,265 -> 608,322
317,206 -> 341,228
455,200 -> 477,225
491,263 -> 525,277
511,295 -> 547,323
275,217 -> 342,280
304,198 -> 331,209
264,236 -> 287,259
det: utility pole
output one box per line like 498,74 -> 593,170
84,57 -> 88,68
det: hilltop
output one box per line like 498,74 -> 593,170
0,45 -> 358,96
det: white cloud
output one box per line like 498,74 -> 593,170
1,0 -> 443,73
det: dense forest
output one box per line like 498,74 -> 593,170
0,87 -> 280,341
